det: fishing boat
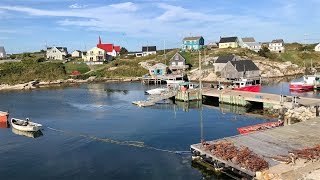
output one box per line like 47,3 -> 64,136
11,118 -> 42,132
237,121 -> 282,134
231,78 -> 261,92
0,121 -> 9,128
289,75 -> 320,90
145,88 -> 168,95
0,111 -> 9,123
12,128 -> 43,138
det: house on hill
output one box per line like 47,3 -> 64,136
219,37 -> 239,48
82,47 -> 109,65
0,46 -> 6,58
240,37 -> 261,52
169,52 -> 189,74
315,43 -> 320,52
149,63 -> 168,76
220,60 -> 260,79
71,50 -> 82,58
142,46 -> 157,56
214,55 -> 240,72
269,39 -> 285,53
47,46 -> 68,60
97,36 -> 120,57
182,36 -> 204,51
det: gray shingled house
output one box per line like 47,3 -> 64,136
220,60 -> 260,79
169,52 -> 189,74
214,55 -> 240,72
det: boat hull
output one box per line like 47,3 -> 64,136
237,121 -> 281,134
11,118 -> 42,132
289,83 -> 314,90
233,85 -> 261,92
0,111 -> 9,123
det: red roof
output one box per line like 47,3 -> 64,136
114,46 -> 120,52
97,43 -> 114,52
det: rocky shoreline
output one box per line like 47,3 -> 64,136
0,77 -> 141,91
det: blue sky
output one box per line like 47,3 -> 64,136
0,0 -> 319,53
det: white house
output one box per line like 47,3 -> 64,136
47,46 -> 68,60
142,46 -> 157,56
315,43 -> 320,52
82,47 -> 108,65
71,50 -> 82,58
0,46 -> 6,58
240,37 -> 261,52
269,39 -> 285,53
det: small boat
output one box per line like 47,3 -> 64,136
166,79 -> 185,89
11,118 -> 42,132
12,128 -> 43,138
289,75 -> 320,90
237,121 -> 282,134
0,111 -> 9,123
0,121 -> 9,128
231,78 -> 261,92
145,88 -> 168,95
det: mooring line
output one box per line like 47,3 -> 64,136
47,127 -> 191,155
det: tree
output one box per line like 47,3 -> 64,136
120,47 -> 128,55
258,46 -> 270,58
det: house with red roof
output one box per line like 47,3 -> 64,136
96,36 -> 120,57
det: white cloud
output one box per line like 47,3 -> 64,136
69,3 -> 88,9
109,2 -> 138,11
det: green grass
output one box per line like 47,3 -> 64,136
64,60 -> 90,74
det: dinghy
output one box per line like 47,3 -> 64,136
12,128 -> 43,138
11,118 -> 42,132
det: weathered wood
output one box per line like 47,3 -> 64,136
191,118 -> 320,177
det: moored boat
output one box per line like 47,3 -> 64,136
0,121 -> 9,128
0,111 -> 9,123
11,118 -> 42,132
231,78 -> 261,92
289,75 -> 320,90
145,88 -> 168,95
237,121 -> 282,134
12,128 -> 43,138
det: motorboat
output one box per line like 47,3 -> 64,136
11,118 -> 42,132
231,78 -> 261,92
289,75 -> 320,90
145,88 -> 168,95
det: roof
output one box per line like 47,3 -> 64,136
230,60 -> 259,72
215,55 -> 237,63
183,36 -> 203,41
47,46 -> 67,52
142,46 -> 156,52
151,63 -> 167,69
242,37 -> 255,43
114,46 -> 120,52
271,39 -> 284,43
219,37 -> 238,43
73,50 -> 81,53
97,43 -> 114,52
170,52 -> 186,62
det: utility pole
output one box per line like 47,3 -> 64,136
199,50 -> 202,96
164,40 -> 166,65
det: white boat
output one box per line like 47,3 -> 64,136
11,118 -> 42,132
166,79 -> 185,89
145,88 -> 168,95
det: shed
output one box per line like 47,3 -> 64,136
214,55 -> 240,72
221,60 -> 260,79
149,63 -> 168,76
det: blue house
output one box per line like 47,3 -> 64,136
182,36 -> 204,51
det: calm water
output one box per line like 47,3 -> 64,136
0,80 -> 317,179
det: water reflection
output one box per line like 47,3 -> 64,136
12,128 -> 43,138
0,121 -> 9,128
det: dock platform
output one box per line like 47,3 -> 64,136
132,91 -> 177,107
190,118 -> 320,178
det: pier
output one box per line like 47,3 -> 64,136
202,88 -> 320,108
190,118 -> 320,179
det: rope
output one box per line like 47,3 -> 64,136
47,127 -> 190,155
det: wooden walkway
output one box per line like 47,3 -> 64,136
202,88 -> 320,107
132,91 -> 177,107
190,118 -> 320,178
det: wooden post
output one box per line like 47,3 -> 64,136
316,106 -> 319,117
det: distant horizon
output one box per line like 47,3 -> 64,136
1,0 -> 320,54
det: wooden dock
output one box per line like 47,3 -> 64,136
202,88 -> 320,108
190,118 -> 320,179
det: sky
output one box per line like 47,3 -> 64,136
0,0 -> 320,53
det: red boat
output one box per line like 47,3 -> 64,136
231,78 -> 261,92
237,121 -> 282,134
0,111 -> 9,123
289,75 -> 319,90
0,121 -> 9,128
